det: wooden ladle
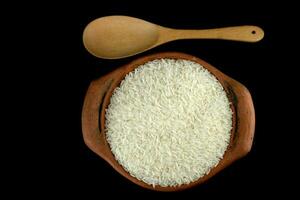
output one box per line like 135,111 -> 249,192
83,16 -> 264,59
82,52 -> 255,191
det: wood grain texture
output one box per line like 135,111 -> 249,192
81,52 -> 255,191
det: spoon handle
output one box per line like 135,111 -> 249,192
163,26 -> 264,42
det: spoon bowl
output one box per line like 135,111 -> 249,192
83,16 -> 159,59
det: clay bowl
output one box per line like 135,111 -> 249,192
82,52 -> 255,191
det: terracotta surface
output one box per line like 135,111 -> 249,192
82,52 -> 255,191
83,16 -> 264,59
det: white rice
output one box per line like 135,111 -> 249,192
105,59 -> 232,187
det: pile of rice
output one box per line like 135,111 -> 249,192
105,59 -> 232,187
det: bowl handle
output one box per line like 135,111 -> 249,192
227,79 -> 255,160
82,74 -> 113,160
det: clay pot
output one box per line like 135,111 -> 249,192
82,52 -> 255,191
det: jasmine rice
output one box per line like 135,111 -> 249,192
105,59 -> 232,187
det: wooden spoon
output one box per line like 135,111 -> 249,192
83,16 -> 264,59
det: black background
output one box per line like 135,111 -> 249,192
12,0 -> 294,196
